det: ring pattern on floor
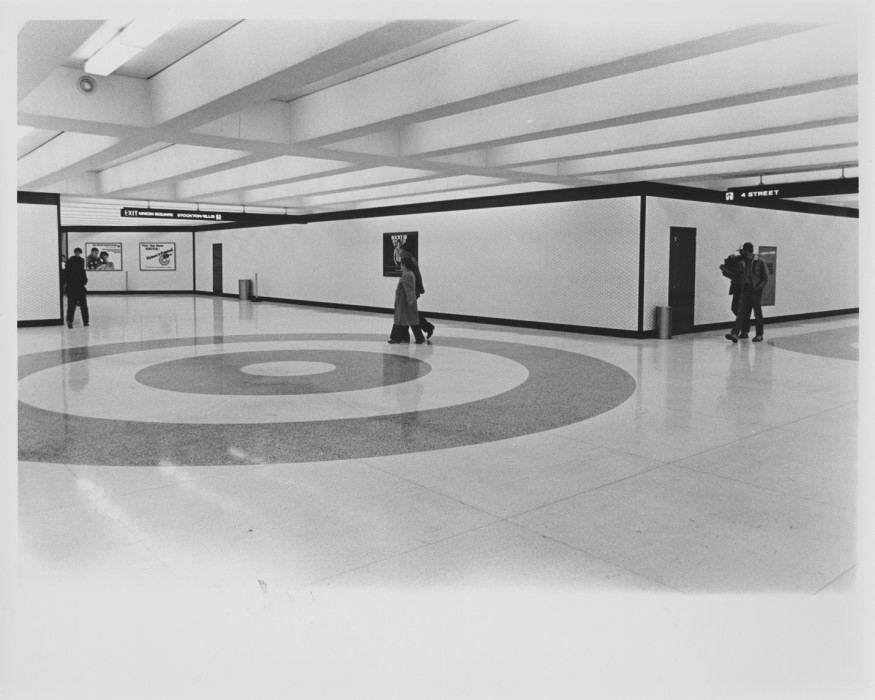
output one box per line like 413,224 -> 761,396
18,333 -> 637,466
767,325 -> 858,361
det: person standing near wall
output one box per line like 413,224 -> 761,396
725,241 -> 768,343
720,247 -> 751,338
64,247 -> 90,329
388,257 -> 425,344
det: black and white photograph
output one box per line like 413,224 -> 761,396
382,231 -> 418,276
85,241 -> 122,270
138,242 -> 176,270
7,3 -> 873,699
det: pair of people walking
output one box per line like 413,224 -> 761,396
388,251 -> 434,344
724,241 -> 769,343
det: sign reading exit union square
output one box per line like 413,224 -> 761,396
122,208 -> 228,221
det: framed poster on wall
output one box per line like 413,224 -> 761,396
758,246 -> 777,306
382,231 -> 418,277
139,242 -> 176,271
85,242 -> 122,270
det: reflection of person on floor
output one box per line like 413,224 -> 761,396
401,248 -> 435,340
98,251 -> 114,270
388,257 -> 425,344
726,241 -> 769,343
720,247 -> 751,337
64,247 -> 90,328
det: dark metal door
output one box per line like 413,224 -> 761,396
668,227 -> 696,333
212,244 -> 223,294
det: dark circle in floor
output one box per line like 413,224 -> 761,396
767,326 -> 858,361
19,333 -> 637,466
135,350 -> 430,395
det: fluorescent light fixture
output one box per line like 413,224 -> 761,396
84,19 -> 177,76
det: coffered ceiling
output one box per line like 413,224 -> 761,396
16,13 -> 861,228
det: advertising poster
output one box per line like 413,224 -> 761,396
85,242 -> 123,271
382,231 -> 418,277
139,242 -> 177,271
758,246 -> 777,306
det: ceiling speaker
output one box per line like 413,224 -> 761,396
77,76 -> 97,95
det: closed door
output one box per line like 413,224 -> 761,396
668,227 -> 696,333
212,244 -> 223,294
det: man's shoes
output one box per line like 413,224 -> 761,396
725,333 -> 738,343
414,340 -> 425,344
387,339 -> 401,344
84,323 -> 89,327
67,322 -> 73,329
752,335 -> 764,342
738,333 -> 749,339
426,328 -> 434,338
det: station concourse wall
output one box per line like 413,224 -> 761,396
195,197 -> 643,333
642,197 -> 858,332
189,190 -> 858,337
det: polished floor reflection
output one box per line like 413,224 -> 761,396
18,296 -> 858,595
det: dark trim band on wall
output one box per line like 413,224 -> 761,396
88,290 -> 195,295
18,191 -> 60,205
639,181 -> 858,218
18,319 -> 64,328
50,179 -> 856,238
638,195 -> 646,334
689,308 -> 859,335
62,225 -> 211,233
194,291 -> 651,339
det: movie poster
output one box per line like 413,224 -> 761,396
758,246 -> 777,306
85,242 -> 123,271
382,232 -> 418,277
139,242 -> 177,271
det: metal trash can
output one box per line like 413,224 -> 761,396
656,306 -> 672,339
238,279 -> 253,300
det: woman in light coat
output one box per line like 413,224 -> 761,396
400,250 -> 435,339
388,257 -> 425,344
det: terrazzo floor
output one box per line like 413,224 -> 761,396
7,296 -> 869,700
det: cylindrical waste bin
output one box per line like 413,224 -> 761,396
238,279 -> 253,300
656,306 -> 672,339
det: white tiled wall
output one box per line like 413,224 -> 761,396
196,198 -> 643,331
644,198 -> 858,330
193,196 -> 856,334
18,203 -> 61,323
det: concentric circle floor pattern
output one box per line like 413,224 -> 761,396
18,333 -> 637,466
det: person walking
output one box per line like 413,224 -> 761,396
401,249 -> 435,339
388,257 -> 425,344
725,242 -> 769,343
64,247 -> 90,328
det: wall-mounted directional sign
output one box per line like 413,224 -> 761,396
725,177 -> 858,202
120,207 -> 292,223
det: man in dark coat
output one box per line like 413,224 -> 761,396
64,247 -> 90,328
720,249 -> 751,338
726,242 -> 769,343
